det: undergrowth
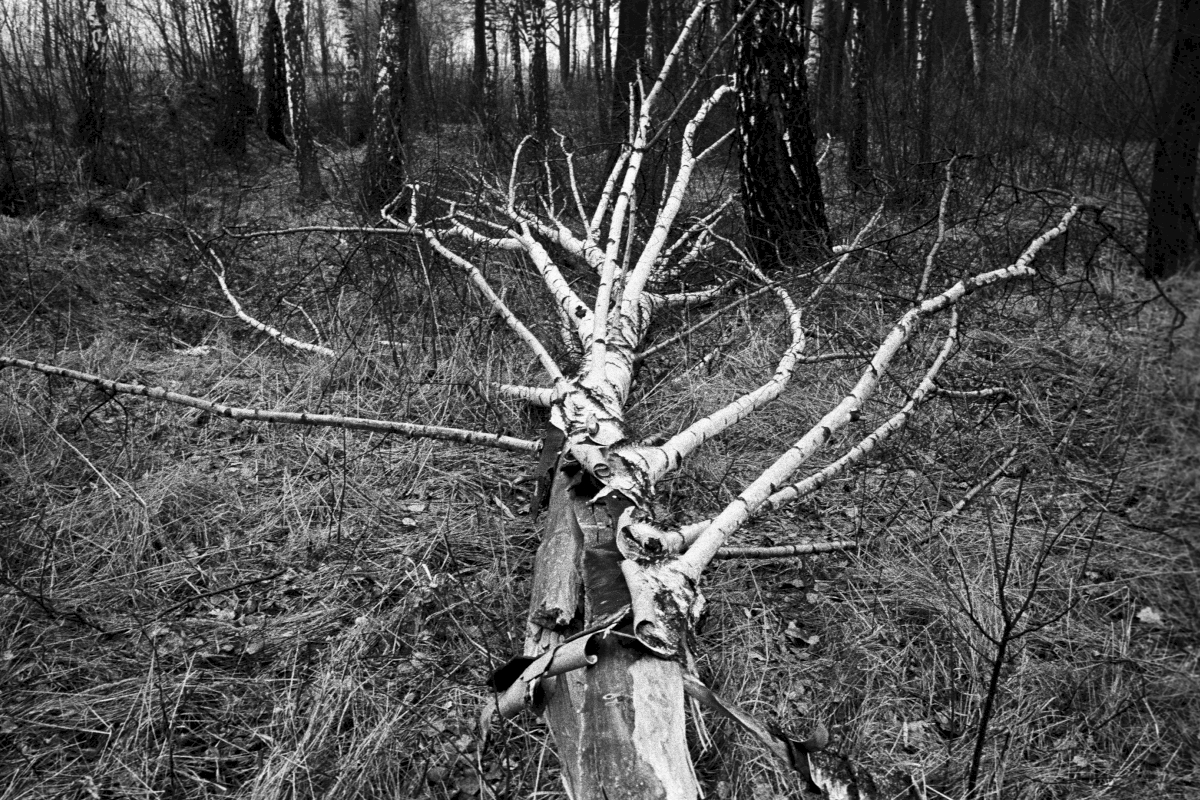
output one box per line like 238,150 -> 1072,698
1,134 -> 1197,800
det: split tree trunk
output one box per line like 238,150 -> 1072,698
1145,0 -> 1200,279
527,466 -> 699,800
283,0 -> 327,201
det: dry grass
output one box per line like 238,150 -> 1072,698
1,143 -> 1198,800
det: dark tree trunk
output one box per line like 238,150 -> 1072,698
556,0 -> 572,86
529,0 -> 553,147
77,0 -> 108,182
511,3 -> 528,131
362,0 -> 413,210
261,0 -> 291,149
610,0 -> 649,141
171,0 -> 195,80
210,0 -> 251,156
0,70 -> 27,214
1145,0 -> 1200,279
283,0 -> 327,201
41,0 -> 56,68
473,0 -> 488,108
915,0 -> 934,176
737,0 -> 831,268
845,0 -> 871,191
592,0 -> 611,133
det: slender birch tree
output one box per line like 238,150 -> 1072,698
965,0 -> 988,83
737,0 -> 830,267
283,0 -> 327,201
806,0 -> 828,94
337,0 -> 367,143
77,0 -> 108,182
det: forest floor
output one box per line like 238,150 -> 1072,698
1,124 -> 1198,800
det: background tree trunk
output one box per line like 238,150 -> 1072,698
738,0 -> 831,268
0,71 -> 26,214
806,0 -> 827,95
965,0 -> 988,83
283,0 -> 326,201
510,3 -> 528,132
260,0 -> 291,149
337,0 -> 367,143
77,0 -> 108,182
845,1 -> 871,191
610,0 -> 649,142
210,0 -> 250,156
557,0 -> 572,86
529,0 -> 553,147
1145,0 -> 1200,279
473,0 -> 488,109
915,0 -> 934,174
362,0 -> 412,210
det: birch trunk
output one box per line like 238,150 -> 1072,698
805,0 -> 827,94
965,0 -> 987,83
283,0 -> 327,201
337,0 -> 367,142
78,0 -> 107,182
362,0 -> 412,209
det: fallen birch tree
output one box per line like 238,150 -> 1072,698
0,4 -> 1095,797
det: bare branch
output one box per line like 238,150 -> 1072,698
678,205 -> 1084,576
916,156 -> 957,302
0,357 -> 541,453
209,253 -> 336,358
714,540 -> 859,559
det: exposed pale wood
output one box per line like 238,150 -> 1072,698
527,466 -> 699,799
